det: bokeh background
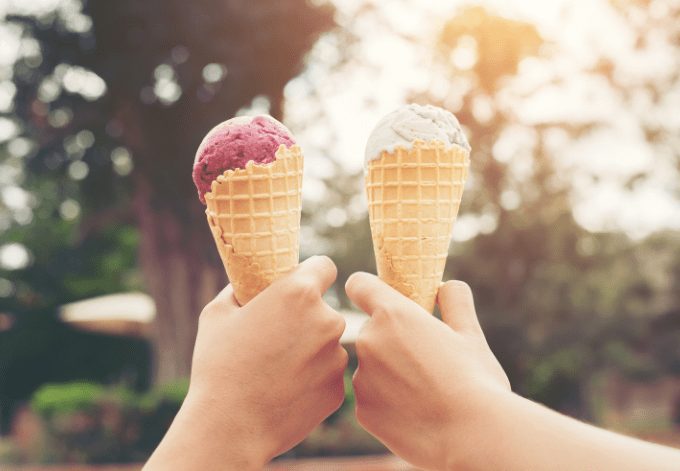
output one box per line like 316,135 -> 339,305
1,0 -> 679,467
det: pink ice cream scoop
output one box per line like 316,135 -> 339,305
192,115 -> 296,204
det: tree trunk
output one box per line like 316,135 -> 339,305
133,177 -> 225,384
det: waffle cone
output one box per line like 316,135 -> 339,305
366,140 -> 470,313
204,145 -> 303,305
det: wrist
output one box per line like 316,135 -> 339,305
182,390 -> 272,468
147,390 -> 270,470
442,386 -> 517,471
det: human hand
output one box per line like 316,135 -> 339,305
345,273 -> 509,470
146,256 -> 348,470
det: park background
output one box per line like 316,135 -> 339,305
0,0 -> 679,467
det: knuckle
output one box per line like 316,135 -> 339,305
318,312 -> 344,341
351,370 -> 362,392
354,334 -> 367,355
332,379 -> 345,409
316,255 -> 338,278
371,302 -> 392,320
287,276 -> 320,302
446,279 -> 472,296
335,347 -> 349,372
329,313 -> 346,339
354,403 -> 371,430
354,332 -> 374,358
345,272 -> 367,297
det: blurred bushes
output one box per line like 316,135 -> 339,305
24,380 -> 187,464
13,376 -> 382,464
32,382 -> 109,418
2,0 -> 337,384
0,318 -> 151,434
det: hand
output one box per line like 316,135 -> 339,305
146,256 -> 348,470
347,274 -> 680,471
346,273 -> 509,470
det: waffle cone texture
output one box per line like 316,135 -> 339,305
204,145 -> 303,305
366,140 -> 470,313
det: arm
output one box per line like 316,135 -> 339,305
345,273 -> 680,471
467,391 -> 680,471
145,256 -> 348,470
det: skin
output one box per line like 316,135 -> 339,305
345,272 -> 680,471
144,256 -> 347,470
145,260 -> 680,469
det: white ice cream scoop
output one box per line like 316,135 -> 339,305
364,103 -> 470,165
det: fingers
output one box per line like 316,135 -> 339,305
322,304 -> 347,343
352,366 -> 380,430
275,255 -> 338,299
437,280 -> 483,335
253,255 -> 338,307
291,255 -> 338,295
345,272 -> 419,317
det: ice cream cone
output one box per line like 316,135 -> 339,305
204,144 -> 303,305
366,140 -> 470,313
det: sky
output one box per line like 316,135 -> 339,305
284,0 -> 680,240
0,0 -> 679,271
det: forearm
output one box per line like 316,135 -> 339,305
452,391 -> 680,471
144,394 -> 269,471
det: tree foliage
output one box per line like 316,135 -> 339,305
428,4 -> 680,412
307,3 -> 680,415
1,0 -> 678,422
1,0 -> 336,383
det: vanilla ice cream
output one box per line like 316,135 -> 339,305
364,104 -> 470,165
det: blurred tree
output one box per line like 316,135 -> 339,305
606,0 -> 680,191
420,4 -> 680,413
426,2 -> 599,399
2,0 -> 335,382
303,2 -> 680,417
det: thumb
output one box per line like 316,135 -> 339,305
437,280 -> 483,335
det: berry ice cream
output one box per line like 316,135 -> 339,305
192,115 -> 296,204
